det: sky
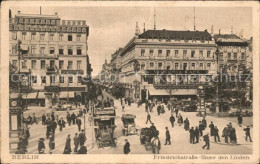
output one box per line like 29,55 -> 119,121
9,6 -> 252,75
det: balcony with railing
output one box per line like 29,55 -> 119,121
22,54 -> 59,59
153,82 -> 210,89
46,66 -> 57,75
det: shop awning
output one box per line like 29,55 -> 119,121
148,88 -> 197,96
37,92 -> 45,99
10,93 -> 19,99
22,93 -> 37,99
59,92 -> 75,98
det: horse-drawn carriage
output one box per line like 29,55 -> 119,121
121,114 -> 139,136
140,127 -> 159,151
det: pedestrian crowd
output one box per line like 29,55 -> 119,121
19,105 -> 90,154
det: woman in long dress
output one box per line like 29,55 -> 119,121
63,134 -> 72,154
184,118 -> 190,131
178,114 -> 183,126
230,127 -> 237,144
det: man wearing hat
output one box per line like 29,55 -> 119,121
79,130 -> 86,146
164,127 -> 171,145
38,138 -> 45,154
222,124 -> 230,143
243,126 -> 253,142
74,133 -> 80,153
49,132 -> 55,153
202,133 -> 210,150
123,139 -> 130,154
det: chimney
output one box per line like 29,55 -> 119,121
55,12 -> 58,17
143,23 -> 145,33
9,9 -> 12,18
135,22 -> 140,36
18,11 -> 21,14
211,25 -> 214,35
219,29 -> 221,34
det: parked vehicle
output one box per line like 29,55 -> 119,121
121,114 -> 139,136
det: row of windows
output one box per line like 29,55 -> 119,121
12,60 -> 82,70
139,62 -> 212,70
31,75 -> 82,84
12,32 -> 81,41
226,52 -> 245,60
140,49 -> 212,58
11,45 -> 82,55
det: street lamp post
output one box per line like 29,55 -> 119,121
214,48 -> 221,114
17,40 -> 25,134
67,66 -> 69,103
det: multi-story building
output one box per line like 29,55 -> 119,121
110,48 -> 122,73
118,28 -> 217,101
9,11 -> 90,107
214,33 -> 248,74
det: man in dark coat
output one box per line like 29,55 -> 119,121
74,133 -> 80,153
222,125 -> 230,143
71,112 -> 76,125
42,114 -> 46,125
202,134 -> 210,150
146,113 -> 152,124
214,126 -> 221,142
202,117 -> 207,129
145,104 -> 148,113
237,114 -> 243,127
175,108 -> 179,117
77,145 -> 87,154
28,115 -> 32,125
195,126 -> 200,143
79,130 -> 86,146
76,117 -> 82,132
38,138 -> 45,154
58,118 -> 66,132
50,120 -> 57,134
157,105 -> 161,115
49,132 -> 55,153
66,112 -> 71,126
164,127 -> 171,145
169,114 -> 175,128
124,139 -> 130,154
189,127 -> 195,144
199,121 -> 204,136
150,123 -> 157,132
46,122 -> 52,139
209,121 -> 215,137
51,112 -> 55,121
243,126 -> 252,142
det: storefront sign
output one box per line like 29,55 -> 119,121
61,70 -> 84,75
145,70 -> 208,74
60,87 -> 85,91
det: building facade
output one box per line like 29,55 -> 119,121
9,11 -> 90,107
214,34 -> 248,74
214,33 -> 251,101
118,29 -> 217,101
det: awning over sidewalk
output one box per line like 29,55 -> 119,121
38,92 -> 45,99
22,93 -> 37,99
59,92 -> 75,98
148,88 -> 197,96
